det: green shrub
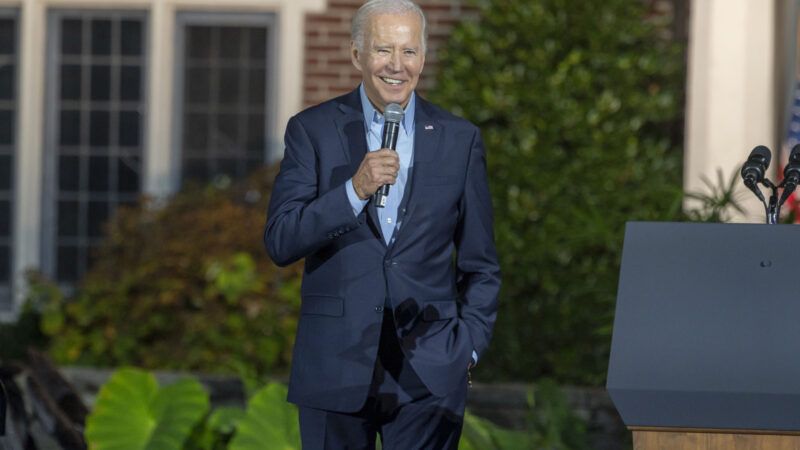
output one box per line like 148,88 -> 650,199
430,0 -> 685,384
35,166 -> 303,381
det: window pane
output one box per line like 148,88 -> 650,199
88,156 -> 109,192
91,19 -> 112,55
87,201 -> 109,237
219,28 -> 242,60
186,67 -> 210,103
0,64 -> 14,100
248,28 -> 266,61
57,200 -> 79,237
0,154 -> 10,191
58,155 -> 80,191
60,64 -> 82,100
120,65 -> 140,101
0,200 -> 8,235
184,113 -> 208,152
59,110 -> 81,145
57,245 -> 80,282
247,113 -> 264,151
90,64 -> 111,101
118,156 -> 139,192
61,19 -> 83,55
218,68 -> 239,104
218,113 -> 239,145
188,26 -> 211,60
89,110 -> 110,146
119,110 -> 140,146
0,110 -> 12,145
0,19 -> 14,55
120,20 -> 141,56
248,67 -> 265,107
0,245 -> 8,283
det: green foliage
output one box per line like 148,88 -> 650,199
430,0 -> 685,384
85,368 -> 209,450
228,383 -> 300,450
86,369 -> 587,450
186,407 -> 247,450
33,166 -> 303,381
526,379 -> 589,450
460,380 -> 588,450
460,413 -> 529,449
683,169 -> 747,222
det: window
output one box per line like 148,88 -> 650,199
175,13 -> 275,186
43,11 -> 147,286
0,11 -> 16,312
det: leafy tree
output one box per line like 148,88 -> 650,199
430,0 -> 685,384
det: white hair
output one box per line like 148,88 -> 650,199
351,0 -> 428,53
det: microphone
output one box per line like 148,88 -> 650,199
740,145 -> 771,187
779,144 -> 800,206
374,103 -> 405,208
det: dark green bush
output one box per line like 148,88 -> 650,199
35,166 -> 303,381
430,0 -> 685,384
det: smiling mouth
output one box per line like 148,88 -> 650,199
380,76 -> 405,86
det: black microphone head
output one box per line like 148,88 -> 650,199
784,143 -> 800,180
751,145 -> 772,168
790,143 -> 800,164
741,145 -> 771,185
384,103 -> 404,124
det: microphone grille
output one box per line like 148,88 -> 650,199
384,103 -> 404,123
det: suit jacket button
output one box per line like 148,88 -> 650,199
375,306 -> 383,313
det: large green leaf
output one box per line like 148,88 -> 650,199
229,383 -> 300,450
460,412 -> 530,450
85,368 -> 210,450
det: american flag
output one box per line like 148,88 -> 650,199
782,80 -> 800,222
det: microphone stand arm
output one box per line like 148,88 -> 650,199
762,178 -> 779,224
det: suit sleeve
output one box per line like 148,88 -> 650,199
454,128 -> 501,360
264,115 -> 363,267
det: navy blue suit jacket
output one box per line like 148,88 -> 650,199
264,88 -> 501,413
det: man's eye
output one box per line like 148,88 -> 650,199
404,50 -> 417,56
377,49 -> 390,55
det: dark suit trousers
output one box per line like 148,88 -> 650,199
299,309 -> 468,450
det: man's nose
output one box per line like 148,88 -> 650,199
387,51 -> 402,72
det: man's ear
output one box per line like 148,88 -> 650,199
351,41 -> 362,72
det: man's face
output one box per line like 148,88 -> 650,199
351,12 -> 425,112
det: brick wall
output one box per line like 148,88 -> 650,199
302,0 -> 478,108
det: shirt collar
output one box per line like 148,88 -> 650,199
359,83 -> 415,135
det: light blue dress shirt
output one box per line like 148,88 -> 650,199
345,84 -> 415,245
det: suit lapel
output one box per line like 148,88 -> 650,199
387,96 -> 442,251
334,89 -> 384,244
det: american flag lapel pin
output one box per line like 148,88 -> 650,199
424,124 -> 434,130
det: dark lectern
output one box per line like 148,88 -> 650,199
607,222 -> 800,449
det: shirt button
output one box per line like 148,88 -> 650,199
387,217 -> 393,224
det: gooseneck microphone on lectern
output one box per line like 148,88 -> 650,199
740,145 -> 772,204
779,144 -> 800,206
374,103 -> 404,208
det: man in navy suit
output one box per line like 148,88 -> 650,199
264,0 -> 500,448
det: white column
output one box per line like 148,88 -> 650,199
685,0 -> 776,222
9,0 -> 46,317
144,0 -> 175,196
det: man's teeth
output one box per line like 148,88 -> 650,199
381,77 -> 403,85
